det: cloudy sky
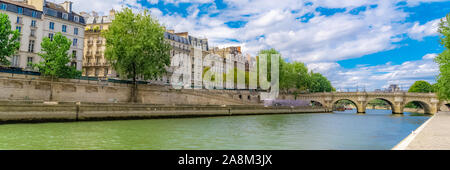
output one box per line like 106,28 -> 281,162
58,0 -> 449,91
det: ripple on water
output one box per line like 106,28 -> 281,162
0,110 -> 430,150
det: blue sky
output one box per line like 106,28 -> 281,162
71,0 -> 449,91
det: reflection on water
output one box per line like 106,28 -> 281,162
0,109 -> 430,150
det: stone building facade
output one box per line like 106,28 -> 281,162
1,0 -> 43,69
80,10 -> 114,78
1,0 -> 85,71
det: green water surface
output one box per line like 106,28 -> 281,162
0,109 -> 429,150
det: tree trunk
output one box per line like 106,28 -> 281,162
49,76 -> 53,101
132,77 -> 138,103
131,64 -> 138,103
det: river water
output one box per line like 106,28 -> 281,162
0,109 -> 429,150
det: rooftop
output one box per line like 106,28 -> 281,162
0,0 -> 37,10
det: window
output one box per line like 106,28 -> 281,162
74,16 -> 79,22
71,62 -> 77,68
0,3 -> 6,10
27,57 -> 33,67
62,25 -> 67,32
72,50 -> 77,59
17,7 -> 23,14
32,11 -> 37,18
31,20 -> 36,27
16,26 -> 21,33
12,56 -> 20,67
74,28 -> 78,35
62,13 -> 68,20
30,30 -> 35,37
49,22 -> 54,30
48,33 -> 54,41
28,40 -> 35,53
16,17 -> 22,24
73,38 -> 78,47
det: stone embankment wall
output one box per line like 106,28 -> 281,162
0,101 -> 327,123
0,72 -> 261,105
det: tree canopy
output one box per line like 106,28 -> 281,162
102,8 -> 171,102
258,49 -> 334,93
309,72 -> 334,93
34,32 -> 81,79
408,80 -> 434,93
435,14 -> 450,100
0,13 -> 20,65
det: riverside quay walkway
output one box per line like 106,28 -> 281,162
393,111 -> 450,150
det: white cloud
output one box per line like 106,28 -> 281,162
64,0 -> 443,91
408,19 -> 442,40
422,53 -> 438,60
308,53 -> 439,91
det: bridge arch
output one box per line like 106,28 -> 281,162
404,99 -> 432,114
442,103 -> 450,112
365,97 -> 400,113
310,100 -> 324,107
331,98 -> 362,113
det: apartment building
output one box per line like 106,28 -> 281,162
80,10 -> 114,78
155,30 -> 191,85
21,0 -> 85,71
0,0 -> 43,69
1,0 -> 85,71
208,46 -> 247,89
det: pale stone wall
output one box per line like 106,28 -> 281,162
0,72 -> 261,105
0,102 -> 326,123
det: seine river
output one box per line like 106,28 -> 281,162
0,109 -> 429,150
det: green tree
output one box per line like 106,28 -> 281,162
408,80 -> 433,93
0,13 -> 20,65
34,32 -> 81,101
309,72 -> 334,93
257,49 -> 279,82
435,14 -> 450,100
34,32 -> 81,79
258,49 -> 313,92
102,8 -> 171,103
279,60 -> 311,92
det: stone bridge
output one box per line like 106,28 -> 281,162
282,92 -> 450,114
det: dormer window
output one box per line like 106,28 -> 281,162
62,13 -> 68,20
74,16 -> 79,22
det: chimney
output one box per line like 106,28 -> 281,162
91,11 -> 98,17
61,1 -> 73,13
109,9 -> 115,17
25,0 -> 45,11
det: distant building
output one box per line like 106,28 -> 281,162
162,31 -> 191,85
34,0 -> 85,71
386,84 -> 401,93
81,10 -> 115,78
1,0 -> 43,69
1,0 -> 85,71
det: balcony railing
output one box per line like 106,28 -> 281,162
96,40 -> 102,45
85,29 -> 101,33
